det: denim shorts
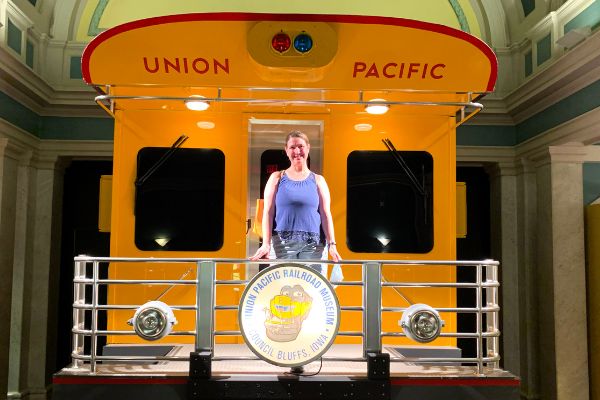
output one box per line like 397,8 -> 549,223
269,234 -> 326,274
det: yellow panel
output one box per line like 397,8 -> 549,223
82,15 -> 496,92
90,15 -> 483,347
107,109 -> 247,344
98,175 -> 112,233
253,198 -> 264,238
456,181 -> 466,238
326,112 -> 457,346
586,204 -> 600,400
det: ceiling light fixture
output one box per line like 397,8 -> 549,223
365,98 -> 389,115
196,121 -> 215,129
185,95 -> 210,111
354,123 -> 373,132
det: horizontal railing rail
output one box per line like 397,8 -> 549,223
70,257 -> 500,375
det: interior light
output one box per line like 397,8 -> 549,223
377,236 -> 391,246
271,32 -> 291,53
365,99 -> 389,115
400,303 -> 444,343
154,237 -> 170,247
185,95 -> 210,111
354,123 -> 373,132
196,121 -> 215,130
293,33 -> 313,53
128,301 -> 177,341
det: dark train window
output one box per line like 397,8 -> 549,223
134,147 -> 225,251
347,150 -> 433,253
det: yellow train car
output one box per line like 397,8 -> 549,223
53,12 -> 519,400
82,11 -> 494,342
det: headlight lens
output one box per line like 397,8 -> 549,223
400,303 -> 444,343
128,301 -> 177,341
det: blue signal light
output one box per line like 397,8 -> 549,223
293,33 -> 313,53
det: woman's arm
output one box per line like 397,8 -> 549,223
250,171 -> 280,260
316,174 -> 342,262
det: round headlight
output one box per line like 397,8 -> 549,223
400,303 -> 444,343
128,301 -> 177,341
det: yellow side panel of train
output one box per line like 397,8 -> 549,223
326,112 -> 457,346
106,108 -> 457,346
107,109 -> 247,344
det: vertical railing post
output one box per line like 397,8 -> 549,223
475,263 -> 483,375
486,261 -> 500,369
72,259 -> 86,369
196,260 -> 215,352
364,262 -> 389,380
363,262 -> 382,356
90,261 -> 99,373
191,260 -> 215,382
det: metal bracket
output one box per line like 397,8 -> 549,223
189,351 -> 212,399
189,351 -> 212,379
367,352 -> 390,380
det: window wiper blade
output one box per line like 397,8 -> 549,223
382,138 -> 426,196
135,134 -> 188,187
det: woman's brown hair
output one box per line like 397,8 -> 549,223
285,130 -> 310,147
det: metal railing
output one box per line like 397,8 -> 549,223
71,256 -> 500,375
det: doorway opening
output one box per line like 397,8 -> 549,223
246,119 -> 324,278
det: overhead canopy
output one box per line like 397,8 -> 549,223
81,13 -> 497,115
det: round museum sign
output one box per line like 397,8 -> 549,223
239,263 -> 340,367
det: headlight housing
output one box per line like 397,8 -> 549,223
128,300 -> 177,341
400,303 -> 444,343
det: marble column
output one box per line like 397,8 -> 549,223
488,160 -> 521,378
534,144 -> 589,400
7,144 -> 35,400
0,138 -> 25,399
25,154 -> 65,400
515,158 -> 540,400
3,143 -> 66,400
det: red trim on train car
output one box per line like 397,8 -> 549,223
53,375 -> 519,387
81,12 -> 497,91
53,376 -> 188,385
391,377 -> 520,386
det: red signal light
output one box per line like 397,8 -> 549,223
271,32 -> 291,53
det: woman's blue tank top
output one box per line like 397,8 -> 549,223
274,171 -> 321,242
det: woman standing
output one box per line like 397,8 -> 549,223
250,131 -> 342,277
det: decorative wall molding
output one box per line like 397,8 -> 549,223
38,139 -> 113,159
0,117 -> 113,170
457,145 -> 516,164
516,105 -> 600,158
0,117 -> 39,148
0,136 -> 29,161
502,28 -> 600,123
0,46 -> 101,117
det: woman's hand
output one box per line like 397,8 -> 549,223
250,243 -> 271,260
328,244 -> 342,262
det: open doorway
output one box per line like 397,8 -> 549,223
55,160 -> 112,371
246,119 -> 323,278
456,165 -> 491,359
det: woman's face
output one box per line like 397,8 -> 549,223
285,137 -> 310,167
